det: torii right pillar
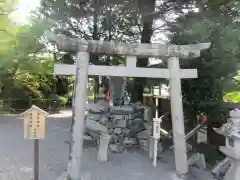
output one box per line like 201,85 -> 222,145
168,56 -> 188,177
167,46 -> 210,178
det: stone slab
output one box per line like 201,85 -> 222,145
54,64 -> 198,78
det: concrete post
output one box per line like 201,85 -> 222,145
148,136 -> 154,159
97,134 -> 110,162
168,57 -> 188,176
69,50 -> 90,180
152,136 -> 158,167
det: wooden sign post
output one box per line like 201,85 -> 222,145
21,105 -> 48,180
152,96 -> 161,167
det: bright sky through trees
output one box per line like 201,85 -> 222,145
11,0 -> 40,24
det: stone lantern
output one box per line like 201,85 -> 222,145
213,109 -> 240,180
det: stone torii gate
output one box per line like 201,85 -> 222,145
46,32 -> 210,180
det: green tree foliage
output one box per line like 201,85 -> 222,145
39,0 -> 199,101
40,0 -> 145,96
0,2 -> 60,111
0,0 -> 19,53
169,2 -> 240,117
39,0 -> 143,53
224,71 -> 240,102
38,0 -> 240,109
1,18 -> 52,91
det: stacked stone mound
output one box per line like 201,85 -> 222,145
84,101 -> 155,153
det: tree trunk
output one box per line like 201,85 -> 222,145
92,3 -> 100,97
207,112 -> 226,147
94,77 -> 99,97
132,0 -> 156,103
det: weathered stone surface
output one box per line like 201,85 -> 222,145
54,64 -> 198,78
169,143 -> 192,152
86,101 -> 108,112
143,106 -> 154,122
109,144 -> 125,153
124,138 -> 137,145
97,134 -> 110,162
111,115 -> 127,128
109,74 -> 126,103
223,162 -> 238,180
84,135 -> 94,141
98,115 -> 108,125
137,130 -> 149,140
212,109 -> 240,180
188,153 -> 206,170
212,157 -> 232,179
114,128 -> 122,134
85,119 -> 108,136
122,128 -> 131,136
109,134 -> 124,144
45,32 -> 210,59
128,119 -> 146,136
138,139 -> 149,152
111,106 -> 133,112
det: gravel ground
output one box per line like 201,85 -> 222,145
0,110 -> 215,180
0,112 -> 71,180
81,145 -> 215,180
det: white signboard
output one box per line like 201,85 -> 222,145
153,118 -> 161,139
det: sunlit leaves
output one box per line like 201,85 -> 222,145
0,2 -> 54,99
0,0 -> 19,53
169,3 -> 240,115
224,91 -> 240,103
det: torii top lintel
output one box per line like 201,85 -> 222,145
45,32 -> 210,59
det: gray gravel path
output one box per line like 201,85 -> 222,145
81,146 -> 215,180
0,110 -> 215,180
0,112 -> 71,180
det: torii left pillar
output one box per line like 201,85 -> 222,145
68,46 -> 89,180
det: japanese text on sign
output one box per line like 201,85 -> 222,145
21,105 -> 47,139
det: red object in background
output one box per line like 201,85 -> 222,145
106,88 -> 110,104
201,113 -> 207,122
